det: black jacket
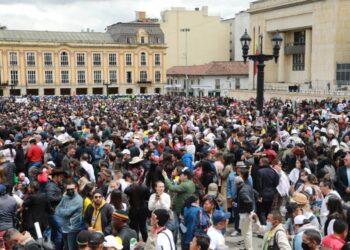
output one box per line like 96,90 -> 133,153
115,224 -> 138,250
84,202 -> 114,235
336,166 -> 350,202
237,184 -> 258,214
256,166 -> 280,202
45,180 -> 63,211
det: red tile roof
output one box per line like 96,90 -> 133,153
167,61 -> 249,76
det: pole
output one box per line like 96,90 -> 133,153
180,28 -> 190,96
256,62 -> 265,115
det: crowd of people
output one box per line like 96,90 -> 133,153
0,95 -> 350,250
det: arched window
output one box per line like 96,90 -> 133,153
60,52 -> 69,66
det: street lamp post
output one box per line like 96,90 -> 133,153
240,29 -> 283,115
180,28 -> 190,96
103,81 -> 111,97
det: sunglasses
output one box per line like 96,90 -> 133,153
94,195 -> 103,199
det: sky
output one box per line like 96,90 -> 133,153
0,0 -> 250,32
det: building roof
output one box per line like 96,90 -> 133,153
167,61 -> 249,76
0,30 -> 115,44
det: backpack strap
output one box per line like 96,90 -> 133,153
272,229 -> 284,249
159,230 -> 174,250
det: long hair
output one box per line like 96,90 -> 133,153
110,189 -> 123,210
0,167 -> 6,183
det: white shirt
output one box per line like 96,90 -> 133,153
2,148 -> 16,163
157,228 -> 175,250
80,160 -> 95,183
207,226 -> 227,250
148,193 -> 171,211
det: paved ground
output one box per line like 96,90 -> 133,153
225,226 -> 264,249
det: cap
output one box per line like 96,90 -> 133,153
77,230 -> 91,246
184,135 -> 193,141
47,161 -> 56,168
103,235 -> 123,249
212,210 -> 230,225
294,215 -> 307,225
121,149 -> 131,155
112,210 -> 129,222
4,140 -> 13,146
236,161 -> 246,168
88,232 -> 105,245
207,183 -> 218,196
153,209 -> 170,227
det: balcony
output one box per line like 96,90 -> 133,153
137,80 -> 152,84
284,43 -> 305,55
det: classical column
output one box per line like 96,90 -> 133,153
305,29 -> 312,82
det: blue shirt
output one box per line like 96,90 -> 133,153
346,168 -> 350,187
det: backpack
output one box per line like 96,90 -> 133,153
268,229 -> 284,250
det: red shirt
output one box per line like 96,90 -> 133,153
322,234 -> 345,250
27,144 -> 44,163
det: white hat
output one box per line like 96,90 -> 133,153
320,127 -> 327,134
294,215 -> 307,225
184,135 -> 193,141
103,235 -> 123,249
4,140 -> 13,146
312,120 -> 319,125
47,161 -> 56,167
121,149 -> 131,155
129,156 -> 143,165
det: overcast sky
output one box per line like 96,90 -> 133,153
0,0 -> 250,32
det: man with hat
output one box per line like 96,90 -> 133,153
45,168 -> 67,250
84,189 -> 114,235
76,230 -> 91,250
207,210 -> 230,250
0,151 -> 15,193
111,210 -> 137,250
128,156 -> 144,184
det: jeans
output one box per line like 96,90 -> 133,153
63,232 -> 79,250
233,206 -> 241,233
48,214 -> 63,250
257,201 -> 273,225
239,213 -> 253,250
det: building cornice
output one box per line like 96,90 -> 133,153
248,0 -> 325,14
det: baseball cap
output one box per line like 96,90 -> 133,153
121,149 -> 131,155
294,215 -> 307,225
76,230 -> 91,246
207,183 -> 218,196
212,210 -> 230,225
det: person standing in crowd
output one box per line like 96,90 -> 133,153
319,179 -> 341,226
322,219 -> 348,250
61,145 -> 76,173
145,209 -> 176,250
301,229 -> 322,250
111,210 -> 137,250
56,181 -> 83,250
84,189 -> 114,235
189,233 -> 210,250
148,180 -> 171,212
26,138 -> 43,168
0,184 -> 17,249
256,157 -> 280,225
336,153 -> 350,202
22,181 -> 51,239
207,210 -> 230,250
80,153 -> 95,183
124,174 -> 150,242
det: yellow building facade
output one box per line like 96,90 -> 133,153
247,0 -> 350,89
0,21 -> 166,96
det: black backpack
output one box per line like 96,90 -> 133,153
268,229 -> 284,250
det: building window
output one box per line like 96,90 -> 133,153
26,52 -> 36,66
60,52 -> 69,66
45,71 -> 53,84
292,54 -> 305,71
10,70 -> 18,85
44,53 -> 53,66
294,31 -> 305,45
155,71 -> 161,83
140,71 -> 147,82
197,79 -> 200,85
155,54 -> 161,66
109,53 -> 117,66
27,70 -> 36,84
93,70 -> 102,84
215,79 -> 220,89
141,36 -> 145,44
235,78 -> 241,89
9,52 -> 18,66
76,53 -> 85,66
336,63 -> 350,85
61,70 -> 69,84
125,53 -> 132,66
109,70 -> 117,84
77,70 -> 86,84
93,53 -> 101,66
126,71 -> 132,83
140,52 -> 147,66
